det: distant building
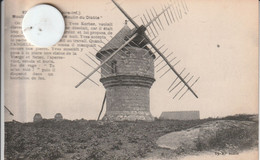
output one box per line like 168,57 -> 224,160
54,113 -> 63,121
159,111 -> 200,120
33,113 -> 43,122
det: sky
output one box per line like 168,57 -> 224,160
3,0 -> 258,122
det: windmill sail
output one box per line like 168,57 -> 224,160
75,0 -> 198,99
4,106 -> 14,116
75,32 -> 138,88
110,0 -> 198,98
144,34 -> 198,98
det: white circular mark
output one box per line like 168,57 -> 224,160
22,4 -> 65,47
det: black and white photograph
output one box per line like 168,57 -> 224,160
1,0 -> 258,159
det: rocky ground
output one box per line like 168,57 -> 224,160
144,119 -> 258,160
4,114 -> 258,160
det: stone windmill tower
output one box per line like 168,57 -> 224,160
96,25 -> 155,121
73,0 -> 199,121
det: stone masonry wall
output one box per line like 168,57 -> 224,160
106,86 -> 149,112
97,47 -> 155,121
99,47 -> 154,78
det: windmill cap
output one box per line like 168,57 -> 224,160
96,25 -> 155,59
96,25 -> 132,59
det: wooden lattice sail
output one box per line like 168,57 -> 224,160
72,0 -> 199,121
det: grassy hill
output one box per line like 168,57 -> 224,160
4,114 -> 258,160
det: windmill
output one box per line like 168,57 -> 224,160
72,0 -> 199,121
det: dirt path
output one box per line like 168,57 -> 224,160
157,120 -> 255,151
140,120 -> 258,160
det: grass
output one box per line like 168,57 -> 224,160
195,121 -> 258,152
4,114 -> 258,160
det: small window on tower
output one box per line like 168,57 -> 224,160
111,60 -> 117,74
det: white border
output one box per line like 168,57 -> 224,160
1,0 -> 5,159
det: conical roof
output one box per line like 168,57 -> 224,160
97,25 -> 132,58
